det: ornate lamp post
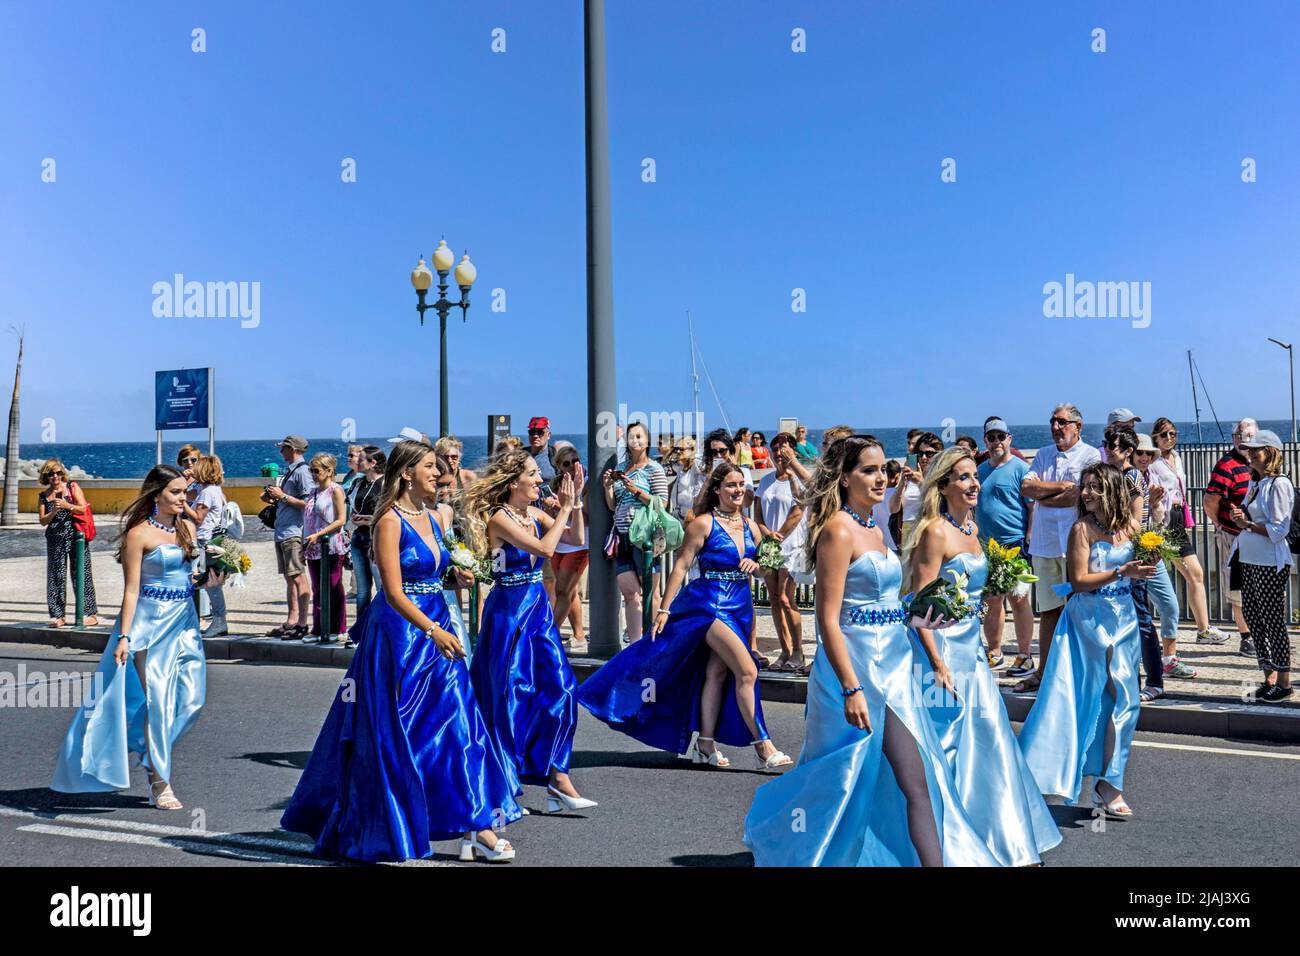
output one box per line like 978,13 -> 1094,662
410,239 -> 477,438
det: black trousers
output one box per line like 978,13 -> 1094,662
1241,563 -> 1291,676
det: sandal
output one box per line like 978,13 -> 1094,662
49,618 -> 66,628
265,623 -> 293,637
1140,685 -> 1165,702
280,624 -> 309,641
1092,782 -> 1133,819
85,615 -> 99,627
149,779 -> 183,811
687,735 -> 730,767
1012,673 -> 1041,693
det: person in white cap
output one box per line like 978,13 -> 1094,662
1226,430 -> 1296,702
389,426 -> 429,445
1102,409 -> 1140,463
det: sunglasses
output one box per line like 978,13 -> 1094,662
916,450 -> 938,460
1154,431 -> 1176,440
1105,441 -> 1131,452
528,429 -> 546,436
1050,417 -> 1079,428
183,457 -> 199,464
985,432 -> 1008,442
707,446 -> 728,456
1135,450 -> 1155,457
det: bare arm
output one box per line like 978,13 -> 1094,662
813,520 -> 872,730
113,529 -> 146,663
904,524 -> 957,688
1202,492 -> 1223,526
651,515 -> 712,636
374,511 -> 463,656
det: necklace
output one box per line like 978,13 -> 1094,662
715,508 -> 744,524
943,510 -> 975,536
146,515 -> 177,534
842,504 -> 876,529
393,500 -> 426,517
501,503 -> 534,531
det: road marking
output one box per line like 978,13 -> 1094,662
0,806 -> 453,866
1133,740 -> 1300,761
16,823 -> 316,866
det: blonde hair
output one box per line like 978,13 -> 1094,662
434,435 -> 464,457
193,454 -> 224,486
463,448 -> 533,555
1252,446 -> 1284,479
309,453 -> 337,481
38,459 -> 67,486
822,425 -> 854,447
1077,462 -> 1135,536
802,434 -> 883,566
902,447 -> 979,584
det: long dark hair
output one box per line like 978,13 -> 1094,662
1077,462 -> 1135,535
373,440 -> 436,527
803,434 -> 884,565
117,465 -> 196,563
693,462 -> 744,517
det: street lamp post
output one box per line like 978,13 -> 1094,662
1267,337 -> 1296,443
411,239 -> 477,439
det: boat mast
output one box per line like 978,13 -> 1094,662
1188,350 -> 1203,443
688,311 -> 701,441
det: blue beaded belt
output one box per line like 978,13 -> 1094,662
703,570 -> 750,582
494,569 -> 544,587
844,604 -> 907,626
1094,582 -> 1132,598
402,580 -> 443,594
140,584 -> 193,602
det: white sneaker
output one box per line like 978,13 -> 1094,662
201,616 -> 229,639
1196,626 -> 1230,645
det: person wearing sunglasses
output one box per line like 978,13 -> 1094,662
37,458 -> 99,628
976,418 -> 1034,674
1016,404 -> 1101,694
888,431 -> 942,578
668,437 -> 700,521
750,431 -> 773,470
1148,417 -> 1227,646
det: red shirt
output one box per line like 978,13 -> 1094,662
1205,450 -> 1252,535
751,445 -> 772,469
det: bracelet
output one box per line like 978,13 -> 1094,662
841,685 -> 864,699
655,608 -> 670,618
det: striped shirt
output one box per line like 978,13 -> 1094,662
612,459 -> 669,532
1205,450 -> 1252,536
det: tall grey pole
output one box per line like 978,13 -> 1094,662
1268,338 -> 1297,444
585,0 -> 620,658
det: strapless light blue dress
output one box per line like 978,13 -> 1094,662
743,548 -> 1000,866
470,518 -> 579,786
1018,540 -> 1142,801
578,516 -> 770,752
281,513 -> 521,862
53,544 -> 206,792
909,551 -> 1061,866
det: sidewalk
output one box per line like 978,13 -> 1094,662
3,535 -> 1297,742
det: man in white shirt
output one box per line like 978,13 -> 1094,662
1017,403 -> 1101,691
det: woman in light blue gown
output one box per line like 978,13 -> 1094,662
744,436 -> 1001,866
904,448 -> 1061,866
1018,462 -> 1156,818
52,466 -> 207,811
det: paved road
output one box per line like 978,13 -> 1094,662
1,641 -> 1296,867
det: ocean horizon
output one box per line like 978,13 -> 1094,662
4,419 -> 1292,480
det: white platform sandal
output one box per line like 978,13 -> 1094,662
752,740 -> 794,770
686,735 -> 730,767
459,833 -> 516,863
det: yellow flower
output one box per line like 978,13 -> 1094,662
1003,545 -> 1021,560
987,539 -> 1004,558
1139,531 -> 1164,551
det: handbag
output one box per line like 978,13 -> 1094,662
259,461 -> 306,529
68,482 -> 96,543
629,496 -> 685,553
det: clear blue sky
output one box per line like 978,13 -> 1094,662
3,0 -> 1298,443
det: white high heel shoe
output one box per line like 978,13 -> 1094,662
148,780 -> 183,810
752,740 -> 793,771
546,786 -> 598,813
459,833 -> 516,863
686,735 -> 730,767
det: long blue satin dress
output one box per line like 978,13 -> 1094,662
281,513 -> 521,862
909,551 -> 1061,866
470,518 -> 578,786
1018,540 -> 1142,802
53,544 -> 205,793
744,548 -> 1000,866
578,515 -> 771,753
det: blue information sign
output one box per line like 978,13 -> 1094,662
155,369 -> 211,430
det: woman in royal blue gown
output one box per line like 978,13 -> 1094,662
744,436 -> 1001,866
1018,462 -> 1155,818
53,466 -> 206,811
281,440 -> 522,863
463,449 -> 597,813
578,463 -> 795,770
903,447 -> 1061,866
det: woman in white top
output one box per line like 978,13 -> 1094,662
1225,431 -> 1296,702
191,455 -> 230,638
756,434 -> 806,672
890,431 -> 942,587
1150,417 -> 1227,645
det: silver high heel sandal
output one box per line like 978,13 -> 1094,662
459,833 -> 516,863
148,780 -> 183,810
686,735 -> 730,767
752,740 -> 793,770
546,786 -> 598,813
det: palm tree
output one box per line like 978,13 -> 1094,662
2,325 -> 22,527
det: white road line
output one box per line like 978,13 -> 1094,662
16,823 -> 314,866
0,807 -> 453,866
1134,740 -> 1300,761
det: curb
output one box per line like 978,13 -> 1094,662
5,623 -> 1298,744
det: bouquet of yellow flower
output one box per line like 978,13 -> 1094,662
205,535 -> 252,588
1133,527 -> 1179,565
444,532 -> 495,584
984,538 -> 1037,598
